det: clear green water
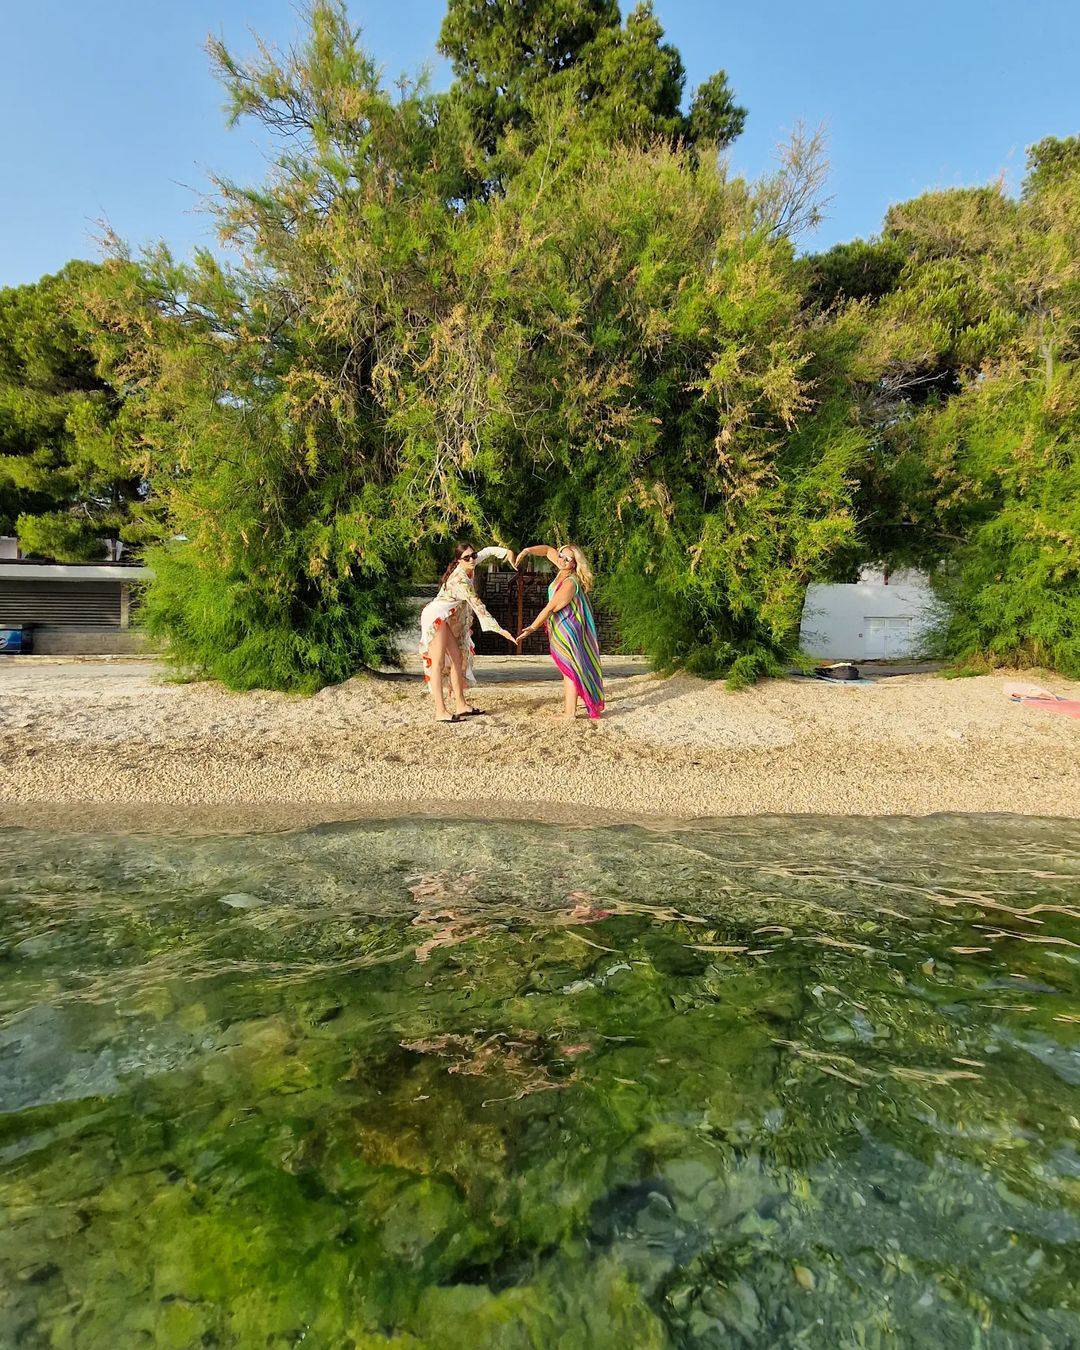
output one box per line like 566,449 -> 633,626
1,814 -> 1079,1349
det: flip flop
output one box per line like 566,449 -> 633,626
456,708 -> 487,717
436,714 -> 460,724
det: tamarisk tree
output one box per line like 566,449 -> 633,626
88,10 -> 469,689
91,3 -> 861,689
809,135 -> 1080,675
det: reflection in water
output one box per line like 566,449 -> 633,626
1,814 -> 1078,1346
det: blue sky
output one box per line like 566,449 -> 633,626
3,0 -> 1078,287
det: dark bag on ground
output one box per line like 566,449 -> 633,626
814,662 -> 860,681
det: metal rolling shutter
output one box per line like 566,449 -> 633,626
0,580 -> 122,627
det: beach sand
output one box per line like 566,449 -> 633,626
0,655 -> 1077,821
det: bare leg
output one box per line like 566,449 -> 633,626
426,624 -> 455,721
444,626 -> 472,715
562,675 -> 579,720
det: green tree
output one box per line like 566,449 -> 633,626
92,2 -> 1076,689
455,116 -> 860,681
85,6 -> 466,690
438,0 -> 745,184
1023,134 -> 1080,197
91,3 -> 854,691
0,262 -> 141,561
801,237 -> 905,310
813,137 -> 1080,674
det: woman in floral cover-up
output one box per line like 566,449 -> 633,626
419,542 -> 517,722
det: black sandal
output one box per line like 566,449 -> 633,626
436,714 -> 460,724
457,708 -> 487,717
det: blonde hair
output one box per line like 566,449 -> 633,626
560,543 -> 594,593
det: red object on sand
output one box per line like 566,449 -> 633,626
1017,695 -> 1080,720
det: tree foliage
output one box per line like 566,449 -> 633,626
438,0 -> 745,188
84,4 -> 444,688
456,123 -> 861,681
61,4 -> 1077,687
89,2 -> 846,690
0,262 -> 142,561
814,138 -> 1080,675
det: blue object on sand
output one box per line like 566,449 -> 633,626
0,626 -> 32,654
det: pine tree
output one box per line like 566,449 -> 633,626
0,261 -> 141,561
438,0 -> 745,188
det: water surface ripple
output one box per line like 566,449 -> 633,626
1,813 -> 1078,1347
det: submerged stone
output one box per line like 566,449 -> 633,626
217,891 -> 267,909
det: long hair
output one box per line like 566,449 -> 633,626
561,543 -> 595,593
441,541 -> 476,588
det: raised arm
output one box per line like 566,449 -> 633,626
515,544 -> 560,567
474,545 -> 515,568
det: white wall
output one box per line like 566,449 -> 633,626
799,568 -> 944,661
395,594 -> 428,653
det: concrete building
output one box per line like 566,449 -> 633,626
0,554 -> 150,654
799,568 -> 945,662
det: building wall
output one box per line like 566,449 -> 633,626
473,569 -> 626,655
0,564 -> 152,656
799,569 -> 945,661
29,627 -> 149,656
396,573 -> 628,658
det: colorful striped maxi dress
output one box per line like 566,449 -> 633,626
546,576 -> 605,719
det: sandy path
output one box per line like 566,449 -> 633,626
0,656 -> 1077,819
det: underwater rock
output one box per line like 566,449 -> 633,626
217,892 -> 267,909
0,1005 -> 121,1111
662,1158 -> 715,1203
12,934 -> 57,959
634,1190 -> 678,1240
378,1179 -> 463,1262
793,1264 -> 816,1291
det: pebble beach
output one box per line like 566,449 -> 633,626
1,655 -> 1077,823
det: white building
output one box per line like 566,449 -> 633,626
799,568 -> 944,662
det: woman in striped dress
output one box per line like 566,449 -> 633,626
515,543 -> 605,720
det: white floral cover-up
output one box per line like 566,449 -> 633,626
419,547 -> 514,692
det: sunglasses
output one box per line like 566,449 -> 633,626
460,551 -> 478,562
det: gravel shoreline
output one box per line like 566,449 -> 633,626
1,657 -> 1077,820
